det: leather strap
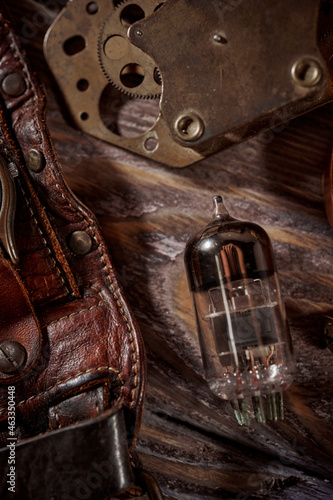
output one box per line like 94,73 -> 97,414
0,0 -> 145,444
0,252 -> 41,383
0,2 -> 151,497
0,404 -> 134,499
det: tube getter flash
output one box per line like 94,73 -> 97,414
184,196 -> 294,425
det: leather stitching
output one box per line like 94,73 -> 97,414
93,234 -> 138,408
48,177 -> 138,409
45,286 -> 104,327
5,31 -> 71,298
17,178 -> 70,295
0,366 -> 122,415
51,186 -> 138,408
5,31 -> 139,410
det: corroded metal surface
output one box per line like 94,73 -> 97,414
99,0 -> 163,98
43,0 -> 203,167
44,0 -> 333,167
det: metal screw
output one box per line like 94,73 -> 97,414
0,340 -> 26,374
86,2 -> 98,15
1,73 -> 27,97
26,148 -> 45,173
291,58 -> 322,87
213,33 -> 227,44
68,230 -> 93,255
174,112 -> 205,142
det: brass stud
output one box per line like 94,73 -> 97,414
291,58 -> 322,87
68,230 -> 93,255
26,148 -> 45,173
174,112 -> 205,142
2,73 -> 27,97
213,33 -> 227,44
0,340 -> 26,374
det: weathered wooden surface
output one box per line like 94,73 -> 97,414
7,1 -> 333,498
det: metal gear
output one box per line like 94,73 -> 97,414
98,0 -> 163,98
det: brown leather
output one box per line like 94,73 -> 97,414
0,403 -> 135,499
0,255 -> 42,383
0,0 -> 145,472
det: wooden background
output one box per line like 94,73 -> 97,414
8,1 -> 333,498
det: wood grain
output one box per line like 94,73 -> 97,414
7,1 -> 333,498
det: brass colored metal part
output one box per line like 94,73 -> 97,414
0,340 -> 26,374
291,58 -> 323,87
1,72 -> 26,97
98,0 -> 162,98
44,0 -> 202,167
86,2 -> 99,15
26,148 -> 45,173
45,0 -> 333,167
0,156 -> 18,264
129,0 -> 332,151
174,113 -> 205,142
69,230 -> 93,255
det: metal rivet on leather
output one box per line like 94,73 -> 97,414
69,230 -> 93,255
1,72 -> 27,97
0,340 -> 27,374
26,148 -> 46,173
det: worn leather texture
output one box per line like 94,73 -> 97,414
0,0 -> 145,469
0,256 -> 42,383
0,404 -> 134,500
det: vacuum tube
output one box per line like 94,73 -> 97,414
184,196 -> 294,425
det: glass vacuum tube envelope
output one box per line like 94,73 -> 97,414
184,196 -> 294,424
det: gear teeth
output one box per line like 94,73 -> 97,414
115,0 -> 131,10
98,0 -> 162,99
154,67 -> 162,86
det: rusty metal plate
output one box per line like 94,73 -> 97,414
44,0 -> 333,167
130,0 -> 332,151
44,0 -> 203,167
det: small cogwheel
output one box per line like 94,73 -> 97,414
98,0 -> 164,98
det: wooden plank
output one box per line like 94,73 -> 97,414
7,1 -> 333,497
